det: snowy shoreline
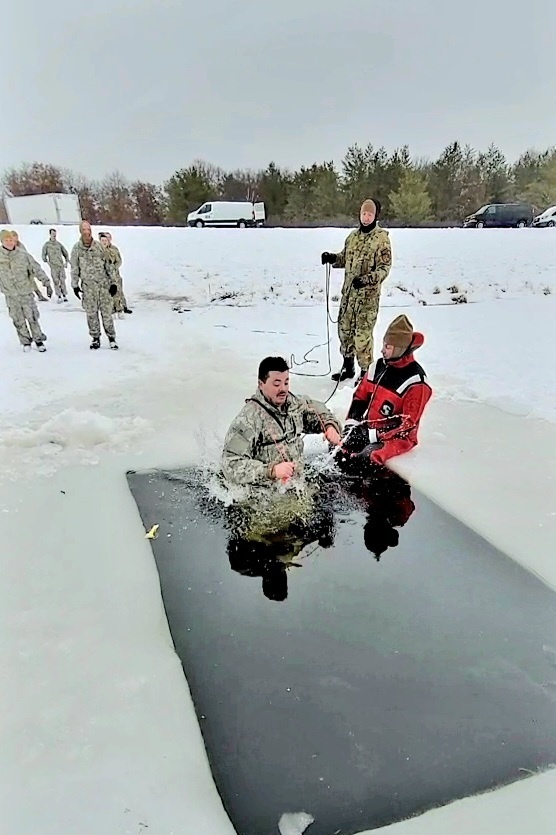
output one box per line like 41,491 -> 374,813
1,226 -> 556,833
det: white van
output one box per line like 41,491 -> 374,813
187,201 -> 266,228
532,206 -> 556,228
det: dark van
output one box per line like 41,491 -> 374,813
463,203 -> 535,228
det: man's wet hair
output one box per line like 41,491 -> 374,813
98,232 -> 108,239
258,356 -> 289,382
49,228 -> 56,234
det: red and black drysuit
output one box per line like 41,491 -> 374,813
343,331 -> 432,466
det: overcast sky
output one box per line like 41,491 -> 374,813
2,0 -> 554,183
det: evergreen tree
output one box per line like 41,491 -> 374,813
164,161 -> 218,222
389,169 -> 433,225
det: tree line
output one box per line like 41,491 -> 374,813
1,141 -> 556,227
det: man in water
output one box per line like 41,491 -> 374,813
221,356 -> 342,490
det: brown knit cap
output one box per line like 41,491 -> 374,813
360,198 -> 376,215
384,315 -> 414,352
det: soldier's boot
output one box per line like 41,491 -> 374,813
36,341 -> 46,353
124,306 -> 133,314
331,355 -> 355,382
90,338 -> 101,350
109,338 -> 119,350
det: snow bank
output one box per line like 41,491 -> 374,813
1,225 -> 556,834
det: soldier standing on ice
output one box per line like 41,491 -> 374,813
12,231 -> 51,302
42,229 -> 69,303
0,229 -> 50,352
99,232 -> 132,317
70,220 -> 119,350
321,198 -> 392,382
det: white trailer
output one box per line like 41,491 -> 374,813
187,200 -> 266,228
4,193 -> 82,226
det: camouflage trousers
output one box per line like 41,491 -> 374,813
338,288 -> 379,370
5,294 -> 46,346
112,273 -> 127,313
82,284 -> 116,340
50,265 -> 67,298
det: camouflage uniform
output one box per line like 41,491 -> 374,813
0,245 -> 50,346
42,240 -> 69,299
332,227 -> 392,370
221,389 -> 341,489
70,240 -> 116,340
16,240 -> 50,301
105,244 -> 127,313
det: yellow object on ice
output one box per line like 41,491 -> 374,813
145,524 -> 160,539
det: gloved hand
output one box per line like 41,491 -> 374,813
321,251 -> 335,265
46,285 -> 53,298
341,419 -> 360,440
352,276 -> 367,290
73,287 -> 82,299
341,421 -> 370,454
377,415 -> 403,436
109,284 -> 118,297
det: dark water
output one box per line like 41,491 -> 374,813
127,466 -> 556,835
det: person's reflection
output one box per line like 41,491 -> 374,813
346,467 -> 415,561
226,507 -> 335,601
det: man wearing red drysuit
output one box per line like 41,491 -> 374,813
341,314 -> 432,466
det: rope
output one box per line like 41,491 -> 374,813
288,264 -> 344,404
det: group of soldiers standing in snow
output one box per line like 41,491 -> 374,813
0,220 -> 131,352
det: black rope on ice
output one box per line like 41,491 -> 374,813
289,264 -> 343,403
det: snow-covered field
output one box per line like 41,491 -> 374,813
1,225 -> 556,834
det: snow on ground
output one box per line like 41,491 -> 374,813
1,225 -> 556,834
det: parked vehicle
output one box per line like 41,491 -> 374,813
5,192 -> 82,225
187,201 -> 266,228
532,206 -> 556,228
463,203 -> 535,228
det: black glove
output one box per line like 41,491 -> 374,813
377,415 -> 403,435
109,284 -> 118,297
321,251 -> 335,265
341,422 -> 370,454
352,276 -> 367,290
46,285 -> 53,298
73,287 -> 82,299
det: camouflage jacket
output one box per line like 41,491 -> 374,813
105,244 -> 122,274
42,240 -> 69,267
0,245 -> 50,298
221,389 -> 341,487
70,240 -> 115,290
333,226 -> 392,297
16,242 -> 50,281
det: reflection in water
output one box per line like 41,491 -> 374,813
349,467 -> 415,561
226,466 -> 415,599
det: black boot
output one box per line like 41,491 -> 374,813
332,356 -> 355,382
90,338 -> 100,350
